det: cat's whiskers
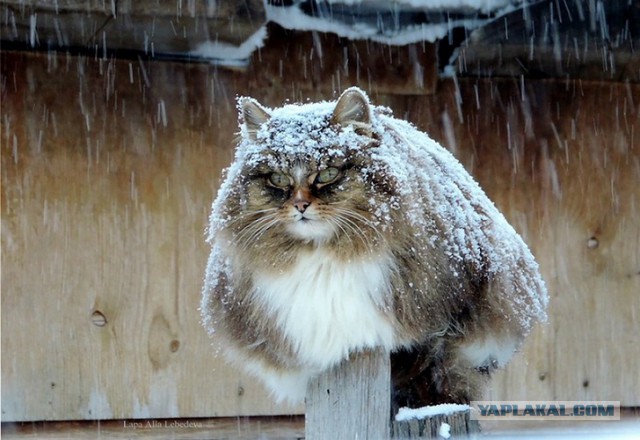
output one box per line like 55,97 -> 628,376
231,212 -> 276,238
331,206 -> 385,244
234,212 -> 281,250
324,216 -> 356,250
318,204 -> 376,251
238,219 -> 280,251
226,207 -> 280,227
245,219 -> 281,250
328,215 -> 369,251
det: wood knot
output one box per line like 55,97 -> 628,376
90,310 -> 107,327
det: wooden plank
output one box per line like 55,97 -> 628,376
0,0 -> 266,57
456,0 -> 640,82
1,1 -> 112,49
1,0 -> 111,12
111,0 -> 266,52
0,51 -> 300,421
0,416 -> 305,440
243,25 -> 438,96
3,410 -> 639,439
1,49 -> 638,423
305,349 -> 390,440
406,78 -> 640,405
392,410 -> 478,439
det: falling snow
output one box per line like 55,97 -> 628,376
204,88 -> 548,334
186,0 -> 527,64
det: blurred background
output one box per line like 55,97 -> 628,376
1,0 -> 638,434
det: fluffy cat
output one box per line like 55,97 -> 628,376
201,87 -> 548,409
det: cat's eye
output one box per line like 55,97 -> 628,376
315,167 -> 340,185
269,172 -> 290,188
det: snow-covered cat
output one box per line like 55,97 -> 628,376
201,87 -> 548,408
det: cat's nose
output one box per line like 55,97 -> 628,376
291,188 -> 313,214
294,200 -> 310,213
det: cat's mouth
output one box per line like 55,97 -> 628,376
292,210 -> 314,222
286,214 -> 335,242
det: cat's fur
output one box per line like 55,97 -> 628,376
201,87 -> 548,409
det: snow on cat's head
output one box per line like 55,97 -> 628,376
208,88 -> 397,253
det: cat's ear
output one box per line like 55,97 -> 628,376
239,97 -> 271,141
331,87 -> 372,136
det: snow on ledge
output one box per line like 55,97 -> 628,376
189,26 -> 268,67
266,0 -> 525,45
395,403 -> 471,422
187,0 -> 529,63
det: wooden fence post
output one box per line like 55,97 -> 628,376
392,408 -> 478,438
305,349 -> 390,439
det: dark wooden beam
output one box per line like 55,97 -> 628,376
456,0 -> 640,82
1,0 -> 266,61
244,25 -> 438,95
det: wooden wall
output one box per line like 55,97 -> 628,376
1,44 -> 638,422
416,79 -> 640,405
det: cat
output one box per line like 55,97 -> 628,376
200,87 -> 548,409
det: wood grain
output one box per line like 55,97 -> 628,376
392,410 -> 478,439
241,25 -> 438,97
407,78 -> 640,404
0,416 -> 305,440
1,0 -> 266,55
0,51 -> 300,421
305,349 -> 390,440
1,47 -> 638,423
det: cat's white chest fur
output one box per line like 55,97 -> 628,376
253,249 -> 397,370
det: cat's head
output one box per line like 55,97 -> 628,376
215,88 -> 399,256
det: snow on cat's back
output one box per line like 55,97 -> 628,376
201,87 -> 548,407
